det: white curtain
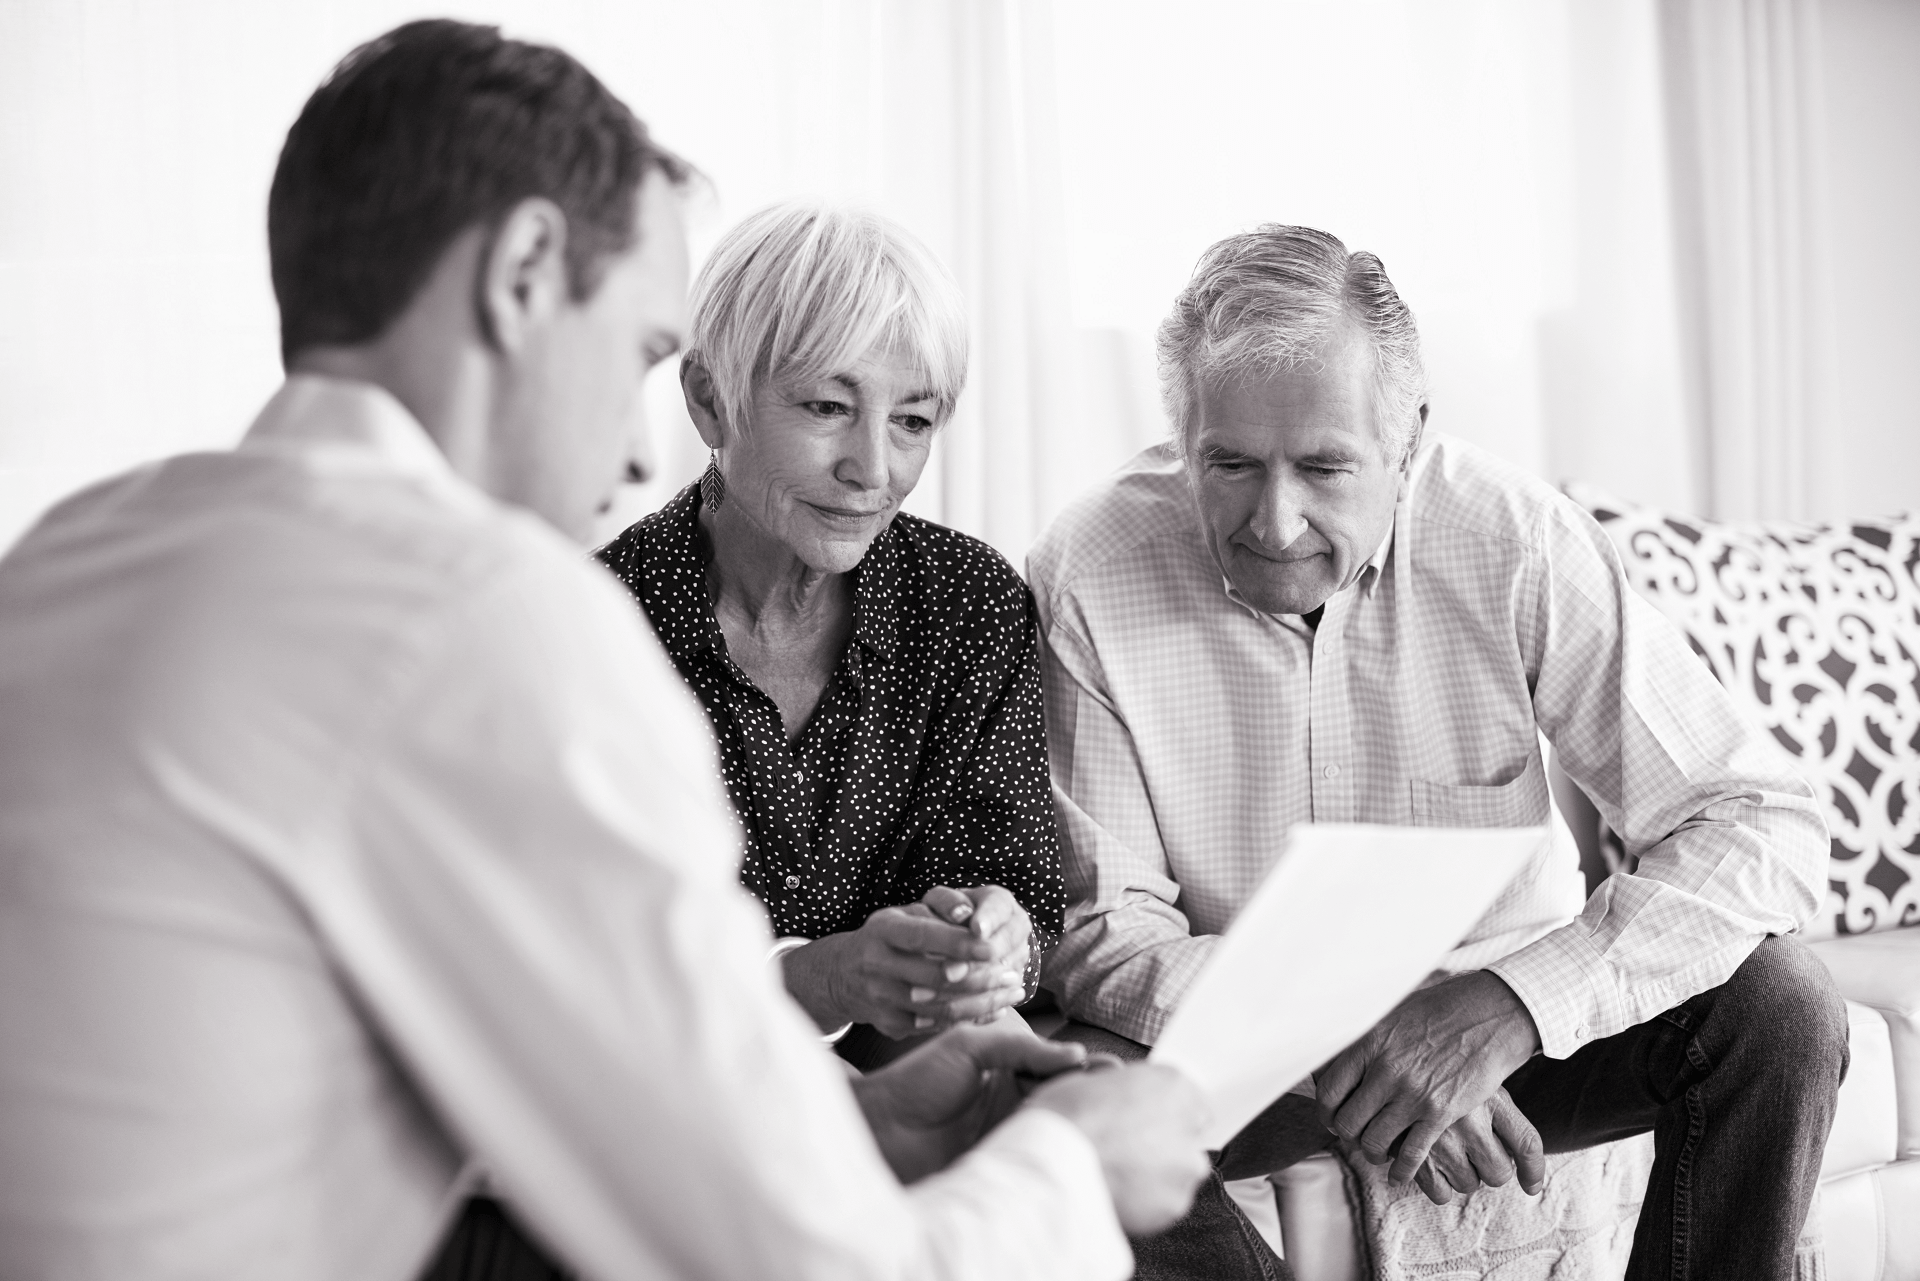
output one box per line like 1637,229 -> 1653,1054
0,0 -> 1083,564
1659,0 -> 1830,521
706,0 -> 1081,563
21,2 -> 1852,549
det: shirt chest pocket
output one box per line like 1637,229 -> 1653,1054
1410,751 -> 1550,828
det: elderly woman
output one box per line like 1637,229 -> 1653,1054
596,203 -> 1061,1068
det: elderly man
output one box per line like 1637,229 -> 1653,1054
0,21 -> 1211,1281
1030,225 -> 1849,1279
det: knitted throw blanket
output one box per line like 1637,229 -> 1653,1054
1342,1134 -> 1650,1280
1339,1135 -> 1827,1281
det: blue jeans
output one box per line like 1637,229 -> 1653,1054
1058,935 -> 1849,1281
1506,935 -> 1848,1279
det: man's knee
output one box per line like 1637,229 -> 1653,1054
1717,935 -> 1850,1082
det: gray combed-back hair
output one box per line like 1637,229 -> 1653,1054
1157,224 -> 1427,463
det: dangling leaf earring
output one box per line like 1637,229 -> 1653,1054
700,450 -> 726,512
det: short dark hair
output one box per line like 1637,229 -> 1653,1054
268,19 -> 689,364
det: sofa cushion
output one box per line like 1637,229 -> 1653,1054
1824,1000 -> 1899,1180
1820,1158 -> 1920,1281
1815,930 -> 1920,1160
1880,1157 -> 1920,1281
1561,485 -> 1920,939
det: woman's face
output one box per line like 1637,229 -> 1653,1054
720,345 -> 942,574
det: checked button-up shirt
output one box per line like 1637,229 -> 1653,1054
1029,433 -> 1827,1060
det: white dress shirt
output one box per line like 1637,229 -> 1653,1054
1029,436 -> 1827,1059
0,376 -> 1129,1281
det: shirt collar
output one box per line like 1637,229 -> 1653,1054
640,485 -> 728,660
1218,523 -> 1396,621
641,484 -> 902,667
239,374 -> 455,484
847,524 -> 901,664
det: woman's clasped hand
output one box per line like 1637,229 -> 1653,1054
784,885 -> 1032,1039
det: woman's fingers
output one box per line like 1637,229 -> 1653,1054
870,946 -> 1014,994
863,966 -> 1020,1028
846,900 -> 1032,1035
894,979 -> 1024,1030
920,885 -> 976,926
920,887 -> 1030,965
866,905 -> 991,960
963,885 -> 1020,936
879,953 -> 992,992
934,988 -> 1024,1025
969,888 -> 1033,967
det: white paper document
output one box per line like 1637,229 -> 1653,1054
1150,823 -> 1545,1148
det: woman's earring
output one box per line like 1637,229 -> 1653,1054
700,451 -> 726,512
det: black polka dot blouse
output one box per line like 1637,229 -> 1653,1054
595,483 -> 1065,955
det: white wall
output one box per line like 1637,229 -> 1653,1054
1052,0 -> 1696,511
0,0 -> 906,550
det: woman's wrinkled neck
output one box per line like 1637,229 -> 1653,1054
697,499 -> 848,631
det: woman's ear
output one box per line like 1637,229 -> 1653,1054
680,353 -> 726,450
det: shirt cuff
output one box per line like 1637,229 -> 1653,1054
1485,924 -> 1625,1060
908,1107 -> 1131,1281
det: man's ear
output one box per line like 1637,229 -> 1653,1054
1401,401 -> 1429,473
680,353 -> 726,450
477,197 -> 570,353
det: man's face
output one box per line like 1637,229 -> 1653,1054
1190,326 -> 1409,616
498,173 -> 690,542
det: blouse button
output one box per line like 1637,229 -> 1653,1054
1323,764 -> 1340,779
796,769 -> 806,785
784,874 -> 801,890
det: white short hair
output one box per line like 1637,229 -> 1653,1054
1157,225 -> 1427,462
687,202 -> 969,433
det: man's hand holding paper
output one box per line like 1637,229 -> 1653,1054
1148,825 -> 1544,1151
1029,1060 -> 1214,1236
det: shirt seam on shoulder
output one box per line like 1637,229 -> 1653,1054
1407,508 -> 1548,556
1040,513 -> 1195,609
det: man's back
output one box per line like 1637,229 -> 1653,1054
0,378 -> 551,1275
0,376 -> 749,1278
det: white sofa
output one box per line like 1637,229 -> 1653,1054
1271,488 -> 1920,1280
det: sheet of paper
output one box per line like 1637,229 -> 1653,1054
1150,823 -> 1545,1148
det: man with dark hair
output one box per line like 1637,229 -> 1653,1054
0,21 -> 1207,1281
267,18 -> 685,364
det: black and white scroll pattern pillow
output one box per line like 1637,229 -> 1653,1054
1563,483 -> 1920,939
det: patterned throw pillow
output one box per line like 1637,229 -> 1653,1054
1562,483 -> 1920,939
